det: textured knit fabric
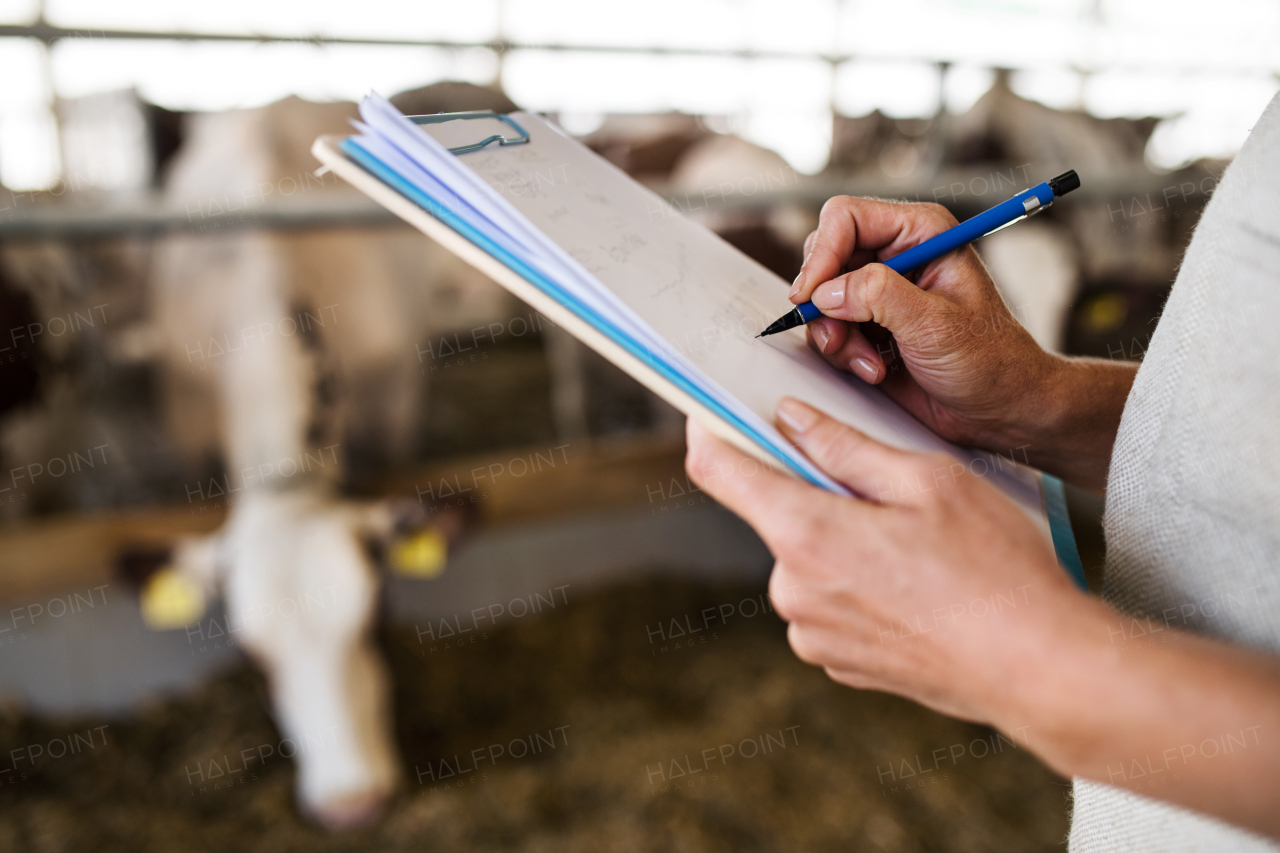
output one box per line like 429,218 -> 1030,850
1068,95 -> 1280,850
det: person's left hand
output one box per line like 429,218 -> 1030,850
684,398 -> 1090,728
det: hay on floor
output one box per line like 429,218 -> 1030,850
0,577 -> 1069,852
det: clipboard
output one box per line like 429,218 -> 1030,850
407,110 -> 532,155
311,128 -> 771,468
312,100 -> 1087,589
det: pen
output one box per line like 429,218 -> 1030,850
758,169 -> 1081,337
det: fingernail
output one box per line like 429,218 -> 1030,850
788,270 -> 805,299
788,252 -> 814,298
776,398 -> 819,434
812,323 -> 831,352
811,281 -> 845,311
851,357 -> 879,383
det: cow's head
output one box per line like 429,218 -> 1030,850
125,488 -> 467,829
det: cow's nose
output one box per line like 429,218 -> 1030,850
308,789 -> 390,831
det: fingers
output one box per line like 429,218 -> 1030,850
806,316 -> 847,357
822,666 -> 883,692
810,263 -> 947,346
771,562 -> 880,672
789,624 -> 893,689
775,398 -> 946,504
685,417 -> 852,556
807,319 -> 885,385
789,197 -> 956,304
767,560 -> 801,622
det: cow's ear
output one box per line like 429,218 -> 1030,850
116,546 -> 172,589
357,496 -> 474,580
117,534 -> 222,631
355,495 -> 420,539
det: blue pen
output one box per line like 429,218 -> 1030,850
758,169 -> 1080,337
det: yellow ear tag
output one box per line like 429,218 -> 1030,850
389,529 -> 448,579
1083,292 -> 1128,334
140,567 -> 206,630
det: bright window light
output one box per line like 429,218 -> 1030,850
505,51 -> 832,173
0,109 -> 62,190
1010,68 -> 1083,111
45,0 -> 500,42
0,0 -> 1275,188
835,61 -> 940,119
0,38 -> 50,111
52,40 -> 497,112
1146,76 -> 1280,170
503,0 -> 838,54
1083,71 -> 1192,118
943,65 -> 995,115
503,51 -> 750,115
0,0 -> 39,23
1096,0 -> 1280,72
506,0 -> 740,52
742,108 -> 832,175
837,0 -> 1084,68
555,112 -> 607,137
0,37 -> 61,190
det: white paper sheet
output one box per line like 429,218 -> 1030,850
343,95 -> 1047,525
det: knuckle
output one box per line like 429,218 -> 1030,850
786,622 -> 807,655
767,566 -> 793,619
811,419 -> 859,465
923,202 -> 958,227
773,530 -> 808,565
825,666 -> 875,691
820,195 -> 854,216
774,513 -> 824,564
787,623 -> 825,665
805,417 -> 840,452
858,264 -> 891,312
683,444 -> 708,483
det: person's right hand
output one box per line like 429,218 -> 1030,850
788,195 -> 1061,455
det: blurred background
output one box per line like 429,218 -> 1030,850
0,1 -> 1274,849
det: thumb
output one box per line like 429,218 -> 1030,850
809,263 -> 949,346
775,397 -> 946,505
684,416 -> 849,553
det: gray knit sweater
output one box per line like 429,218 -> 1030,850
1068,94 -> 1280,851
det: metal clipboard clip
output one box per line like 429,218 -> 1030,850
407,110 -> 530,155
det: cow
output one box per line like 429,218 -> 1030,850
140,86 -> 526,827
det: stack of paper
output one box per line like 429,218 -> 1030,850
342,94 -> 850,492
325,93 -> 1060,547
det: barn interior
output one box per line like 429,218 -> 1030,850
0,2 -> 1271,850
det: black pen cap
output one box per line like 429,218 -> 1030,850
1049,170 -> 1081,197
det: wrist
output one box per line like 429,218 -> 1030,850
973,349 -> 1072,460
998,594 -> 1280,837
1006,355 -> 1136,492
988,592 -> 1121,776
1000,351 -> 1073,447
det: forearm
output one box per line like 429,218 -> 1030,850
1004,356 -> 1137,494
998,595 -> 1280,839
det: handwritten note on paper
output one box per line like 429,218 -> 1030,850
417,113 -> 1043,517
